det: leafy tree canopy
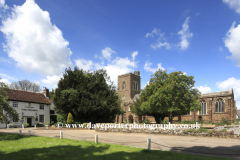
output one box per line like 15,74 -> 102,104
0,79 -> 19,125
67,112 -> 74,124
53,67 -> 122,123
131,69 -> 201,123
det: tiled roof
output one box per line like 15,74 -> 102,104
6,89 -> 50,104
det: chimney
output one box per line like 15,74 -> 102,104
134,71 -> 140,76
44,87 -> 49,98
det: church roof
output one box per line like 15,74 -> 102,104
201,88 -> 233,98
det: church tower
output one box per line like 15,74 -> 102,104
116,71 -> 140,123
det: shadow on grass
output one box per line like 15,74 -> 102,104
170,145 -> 240,160
0,133 -> 232,160
0,133 -> 28,141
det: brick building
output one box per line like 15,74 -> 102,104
115,71 -> 237,123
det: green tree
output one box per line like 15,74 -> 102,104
132,70 -> 201,124
0,79 -> 19,126
67,112 -> 74,124
49,89 -> 55,100
53,67 -> 122,123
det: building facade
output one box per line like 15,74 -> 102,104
0,88 -> 51,128
115,72 -> 237,123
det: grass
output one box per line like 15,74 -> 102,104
0,133 -> 230,160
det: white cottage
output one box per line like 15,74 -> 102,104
0,88 -> 51,128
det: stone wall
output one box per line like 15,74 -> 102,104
95,123 -> 240,139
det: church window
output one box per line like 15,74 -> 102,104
199,101 -> 207,115
133,81 -> 138,91
216,99 -> 224,112
122,81 -> 126,90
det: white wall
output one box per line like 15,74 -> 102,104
0,101 -> 50,128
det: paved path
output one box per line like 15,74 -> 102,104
1,127 -> 240,159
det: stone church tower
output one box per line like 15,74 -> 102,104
116,71 -> 141,123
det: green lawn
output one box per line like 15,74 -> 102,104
0,133 -> 229,160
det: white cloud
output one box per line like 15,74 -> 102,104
75,59 -> 94,71
146,28 -> 171,50
102,57 -> 136,87
145,28 -> 164,38
0,0 -> 72,76
0,57 -> 10,63
150,42 -> 171,50
0,78 -> 11,84
41,75 -> 62,88
144,61 -> 166,73
101,47 -> 116,61
224,22 -> 240,66
0,0 -> 9,10
0,73 -> 17,81
196,86 -> 212,94
223,0 -> 240,14
216,77 -> 240,109
178,17 -> 193,50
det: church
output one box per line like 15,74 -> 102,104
115,71 -> 237,123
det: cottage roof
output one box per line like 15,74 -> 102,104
6,89 -> 50,104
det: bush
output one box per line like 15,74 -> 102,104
188,129 -> 194,133
183,130 -> 189,134
51,121 -> 55,125
44,122 -> 50,127
221,129 -> 227,132
23,123 -> 29,128
144,119 -> 150,124
160,120 -> 169,124
198,127 -> 207,132
67,113 -> 74,124
57,114 -> 67,123
9,123 -> 15,128
207,130 -> 215,134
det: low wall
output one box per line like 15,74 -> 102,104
95,123 -> 240,139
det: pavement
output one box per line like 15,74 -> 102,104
1,127 -> 240,159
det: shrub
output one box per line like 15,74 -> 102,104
198,127 -> 207,132
144,119 -> 149,124
188,129 -> 194,133
44,122 -> 50,127
160,120 -> 169,124
23,123 -> 29,128
51,121 -> 55,125
9,123 -> 15,128
183,130 -> 189,134
57,114 -> 67,123
221,129 -> 227,132
67,113 -> 74,124
207,130 -> 215,134
34,122 -> 39,127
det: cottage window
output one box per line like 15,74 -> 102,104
39,115 -> 44,123
39,104 -> 44,110
199,101 -> 207,115
13,101 -> 18,108
50,110 -> 55,114
216,99 -> 224,112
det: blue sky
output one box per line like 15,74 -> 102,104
0,0 -> 240,109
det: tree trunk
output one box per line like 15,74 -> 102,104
152,113 -> 166,124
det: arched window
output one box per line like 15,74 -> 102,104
216,99 -> 224,112
122,81 -> 126,90
133,81 -> 138,91
199,101 -> 207,115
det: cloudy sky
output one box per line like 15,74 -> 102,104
0,0 -> 240,109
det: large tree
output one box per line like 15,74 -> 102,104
0,79 -> 19,125
53,67 -> 122,123
9,79 -> 41,92
131,69 -> 201,124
